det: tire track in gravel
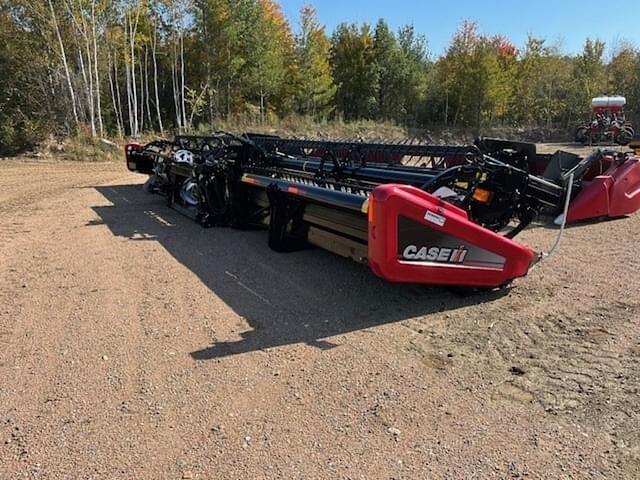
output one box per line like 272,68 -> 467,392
407,211 -> 640,475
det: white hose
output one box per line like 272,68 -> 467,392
538,172 -> 575,262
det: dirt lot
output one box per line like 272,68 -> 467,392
1,154 -> 639,479
535,143 -> 629,156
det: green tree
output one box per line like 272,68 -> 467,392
195,0 -> 256,118
331,22 -> 377,120
0,0 -> 65,150
372,19 -> 399,120
369,20 -> 430,125
431,21 -> 517,127
512,38 -> 575,127
478,36 -> 517,124
294,5 -> 336,119
608,45 -> 639,119
435,21 -> 479,126
396,24 -> 430,125
255,0 -> 297,118
609,47 -> 638,91
574,38 -> 607,114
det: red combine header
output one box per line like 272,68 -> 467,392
125,134 -> 640,289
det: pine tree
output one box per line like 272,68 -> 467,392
372,19 -> 399,120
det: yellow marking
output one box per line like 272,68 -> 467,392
361,197 -> 369,214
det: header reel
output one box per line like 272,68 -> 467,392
124,134 -> 576,288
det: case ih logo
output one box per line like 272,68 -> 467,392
402,245 -> 468,264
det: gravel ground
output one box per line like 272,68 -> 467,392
0,154 -> 639,479
535,143 -> 629,156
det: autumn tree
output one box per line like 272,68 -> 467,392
428,21 -> 519,127
433,21 -> 480,126
249,0 -> 297,120
476,36 -> 518,124
3,0 -> 640,151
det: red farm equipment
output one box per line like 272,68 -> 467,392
124,134 -> 640,289
474,138 -> 640,224
575,96 -> 634,146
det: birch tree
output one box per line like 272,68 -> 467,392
48,0 -> 80,128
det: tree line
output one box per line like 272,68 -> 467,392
1,0 -> 639,151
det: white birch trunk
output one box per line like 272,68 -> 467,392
172,38 -> 182,131
180,33 -> 187,131
48,0 -> 79,127
91,0 -> 103,136
113,51 -> 125,136
152,23 -> 164,134
124,15 -> 134,135
144,46 -> 152,129
128,10 -> 140,136
107,53 -> 122,136
138,56 -> 145,132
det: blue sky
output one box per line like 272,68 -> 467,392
279,0 -> 639,58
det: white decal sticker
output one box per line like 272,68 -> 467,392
402,245 -> 468,264
424,210 -> 446,227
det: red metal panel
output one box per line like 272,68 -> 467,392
367,184 -> 535,287
609,157 -> 640,217
566,177 -> 612,223
566,157 -> 640,222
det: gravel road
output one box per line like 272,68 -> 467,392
1,157 -> 639,479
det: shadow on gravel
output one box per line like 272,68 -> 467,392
93,184 -> 509,359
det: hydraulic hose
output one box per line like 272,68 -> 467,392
536,172 -> 575,263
